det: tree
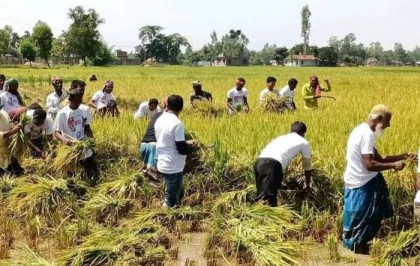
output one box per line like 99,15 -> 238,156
274,47 -> 288,65
19,39 -> 37,67
0,26 -> 21,56
32,21 -> 53,67
301,5 -> 311,55
367,42 -> 383,60
318,46 -> 338,66
393,42 -> 407,64
90,41 -> 113,66
65,6 -> 104,66
0,28 -> 11,55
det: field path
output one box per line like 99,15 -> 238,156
176,232 -> 208,266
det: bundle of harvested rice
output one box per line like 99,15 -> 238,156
8,114 -> 31,160
51,138 -> 95,173
260,94 -> 287,113
192,99 -> 220,116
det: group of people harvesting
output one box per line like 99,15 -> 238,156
0,73 -> 418,256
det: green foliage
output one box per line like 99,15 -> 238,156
90,42 -> 113,66
19,39 -> 37,66
32,21 -> 53,67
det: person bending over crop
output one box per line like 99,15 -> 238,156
46,77 -> 66,120
279,78 -> 298,110
302,75 -> 331,109
24,109 -> 54,158
259,76 -> 279,103
0,79 -> 24,113
155,95 -> 199,207
342,104 -> 417,254
139,97 -> 168,182
134,98 -> 161,119
89,80 -> 119,117
54,87 -> 99,183
190,80 -> 212,107
254,121 -> 312,207
227,78 -> 249,115
0,107 -> 23,176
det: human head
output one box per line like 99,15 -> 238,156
288,78 -> 298,90
0,74 -> 6,89
167,95 -> 184,115
28,102 -> 43,110
51,76 -> 63,94
90,75 -> 97,81
5,79 -> 19,94
290,121 -> 307,137
148,98 -> 159,111
236,78 -> 246,90
32,109 -> 47,127
368,104 -> 392,139
266,77 -> 277,90
310,75 -> 319,88
67,87 -> 84,109
192,80 -> 202,94
70,80 -> 86,95
103,80 -> 114,94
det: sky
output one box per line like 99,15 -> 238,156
1,0 -> 419,53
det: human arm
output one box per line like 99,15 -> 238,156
363,152 -> 405,171
243,96 -> 249,112
54,131 -> 72,145
302,85 -> 318,99
84,125 -> 94,139
374,150 -> 416,163
320,79 -> 331,92
46,95 -> 58,114
174,123 -> 199,155
88,92 -> 100,109
227,98 -> 235,111
1,123 -> 21,139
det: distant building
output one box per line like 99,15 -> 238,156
115,50 -> 128,59
192,61 -> 211,67
366,57 -> 379,67
284,54 -> 318,67
212,53 -> 249,67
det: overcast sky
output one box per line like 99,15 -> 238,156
1,0 -> 419,52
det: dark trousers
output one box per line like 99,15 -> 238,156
254,158 -> 283,207
30,137 -> 44,158
162,172 -> 184,207
0,157 -> 24,176
80,154 -> 100,185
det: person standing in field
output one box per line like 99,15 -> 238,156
139,97 -> 168,182
190,80 -> 212,107
227,78 -> 249,114
259,76 -> 279,103
342,104 -> 416,254
54,87 -> 99,183
0,79 -> 24,113
0,74 -> 6,91
89,75 -> 97,82
89,80 -> 119,117
24,109 -> 54,158
46,77 -> 66,120
134,99 -> 161,119
254,121 -> 312,207
0,107 -> 23,176
155,95 -> 199,207
302,75 -> 331,109
279,78 -> 298,110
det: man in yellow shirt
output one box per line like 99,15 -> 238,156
0,108 -> 22,175
302,75 -> 331,109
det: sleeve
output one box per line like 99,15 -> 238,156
46,95 -> 58,114
91,91 -> 100,103
174,122 -> 185,142
259,90 -> 264,101
84,108 -> 92,125
302,85 -> 313,99
45,117 -> 54,135
279,87 -> 286,96
227,89 -> 233,99
244,89 -> 248,97
360,132 -> 375,155
301,142 -> 311,159
134,104 -> 142,119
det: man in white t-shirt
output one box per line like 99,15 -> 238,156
155,95 -> 199,207
0,79 -> 23,113
24,109 -> 54,158
54,86 -> 99,184
279,78 -> 298,110
227,78 -> 249,115
46,77 -> 67,120
254,121 -> 312,207
342,104 -> 416,254
89,80 -> 119,117
134,99 -> 161,119
259,76 -> 279,103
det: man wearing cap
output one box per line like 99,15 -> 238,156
24,108 -> 54,158
302,75 -> 331,109
227,78 -> 249,115
190,81 -> 212,107
54,86 -> 99,183
134,98 -> 161,119
46,77 -> 66,120
0,79 -> 24,113
89,80 -> 119,117
0,106 -> 22,176
342,104 -> 416,254
0,74 -> 6,92
254,121 -> 312,207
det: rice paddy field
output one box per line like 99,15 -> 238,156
0,66 -> 419,265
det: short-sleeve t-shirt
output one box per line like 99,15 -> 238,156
24,110 -> 54,140
91,91 -> 116,110
259,88 -> 280,102
53,105 -> 93,159
227,87 -> 248,106
0,91 -> 21,113
134,101 -> 161,119
344,123 -> 377,189
154,112 -> 186,174
279,85 -> 295,102
258,132 -> 311,171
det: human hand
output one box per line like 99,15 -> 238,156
65,139 -> 74,146
405,153 -> 418,162
393,161 -> 405,171
11,123 -> 22,134
324,79 -> 329,83
187,140 -> 199,147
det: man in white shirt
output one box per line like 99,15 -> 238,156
46,77 -> 66,120
342,104 -> 415,254
227,78 -> 249,115
54,86 -> 99,184
89,80 -> 119,117
134,99 -> 161,119
0,79 -> 24,113
279,78 -> 298,110
155,95 -> 199,207
24,109 -> 54,158
259,76 -> 279,103
254,121 -> 312,207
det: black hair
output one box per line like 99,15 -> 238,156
266,77 -> 277,83
28,102 -> 43,110
288,78 -> 298,86
33,109 -> 47,121
167,95 -> 184,112
237,77 -> 246,83
149,98 -> 159,106
290,121 -> 307,135
107,100 -> 117,108
0,74 -> 5,80
70,80 -> 86,89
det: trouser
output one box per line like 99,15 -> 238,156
0,157 -> 24,176
254,158 -> 283,207
80,154 -> 100,185
30,137 -> 44,158
162,172 -> 184,207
